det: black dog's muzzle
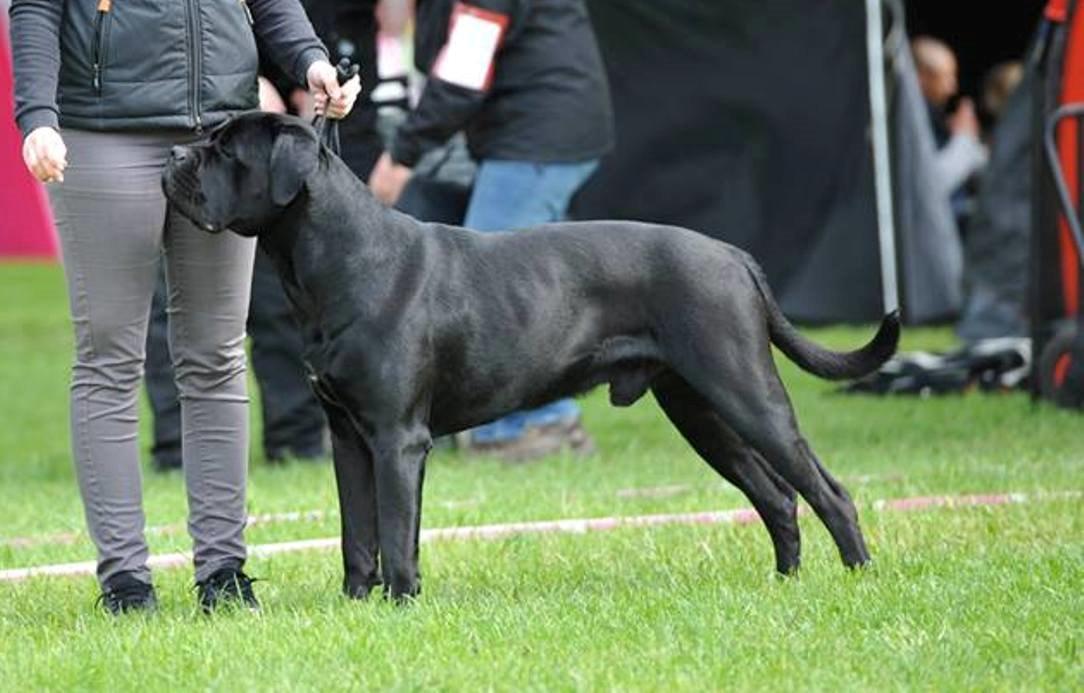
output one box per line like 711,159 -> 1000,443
162,147 -> 218,231
169,145 -> 193,167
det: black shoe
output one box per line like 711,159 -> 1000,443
98,572 -> 157,615
466,420 -> 596,464
197,567 -> 260,613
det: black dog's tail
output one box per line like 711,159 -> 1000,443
743,255 -> 900,381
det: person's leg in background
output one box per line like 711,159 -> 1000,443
46,129 -> 171,607
163,199 -> 257,590
247,247 -> 327,462
143,266 -> 182,471
464,159 -> 600,461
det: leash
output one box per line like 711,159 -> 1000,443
305,59 -> 362,428
313,58 -> 360,156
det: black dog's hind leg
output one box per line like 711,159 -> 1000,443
671,340 -> 871,569
319,400 -> 382,599
371,425 -> 431,601
652,372 -> 802,575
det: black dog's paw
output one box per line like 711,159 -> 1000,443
342,575 -> 381,600
383,582 -> 421,605
774,562 -> 801,580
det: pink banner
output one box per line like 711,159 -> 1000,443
0,14 -> 58,260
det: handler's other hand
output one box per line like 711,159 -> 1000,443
307,60 -> 362,120
23,127 -> 67,183
290,88 -> 317,121
369,153 -> 413,206
258,76 -> 288,114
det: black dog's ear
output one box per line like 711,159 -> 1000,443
269,124 -> 320,206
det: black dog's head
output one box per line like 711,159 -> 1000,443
162,112 -> 321,236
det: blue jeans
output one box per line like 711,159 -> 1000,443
466,159 -> 599,444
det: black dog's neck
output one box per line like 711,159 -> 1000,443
258,153 -> 421,337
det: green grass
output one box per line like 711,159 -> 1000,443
0,262 -> 1081,690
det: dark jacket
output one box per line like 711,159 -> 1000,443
9,0 -> 327,137
390,0 -> 614,167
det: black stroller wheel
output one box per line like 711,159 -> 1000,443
1038,322 -> 1084,409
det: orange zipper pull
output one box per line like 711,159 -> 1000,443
97,0 -> 112,12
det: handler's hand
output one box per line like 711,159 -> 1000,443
369,152 -> 413,206
23,127 -> 67,183
307,60 -> 362,120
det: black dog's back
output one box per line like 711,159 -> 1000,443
421,219 -> 896,437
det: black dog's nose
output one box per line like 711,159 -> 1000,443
170,146 -> 190,163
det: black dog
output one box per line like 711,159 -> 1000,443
163,113 -> 899,600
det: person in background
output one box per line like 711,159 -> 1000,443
372,0 -> 414,122
912,36 -> 989,232
144,1 -> 383,471
10,0 -> 360,613
981,61 -> 1025,128
375,0 -> 477,244
369,0 -> 614,463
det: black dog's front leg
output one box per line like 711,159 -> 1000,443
321,401 -> 382,599
372,427 -> 431,601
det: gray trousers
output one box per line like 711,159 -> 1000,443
145,247 -> 327,467
47,128 -> 256,586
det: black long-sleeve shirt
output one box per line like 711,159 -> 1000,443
391,0 -> 614,167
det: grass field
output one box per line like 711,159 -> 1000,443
0,261 -> 1081,691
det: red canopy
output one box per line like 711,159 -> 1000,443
0,13 -> 58,260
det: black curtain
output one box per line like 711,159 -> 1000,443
573,0 -> 882,322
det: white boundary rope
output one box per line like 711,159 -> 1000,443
0,491 -> 1077,583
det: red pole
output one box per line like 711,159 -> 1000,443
1056,0 -> 1084,316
